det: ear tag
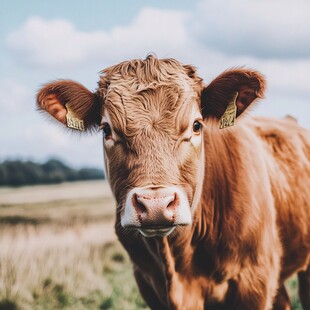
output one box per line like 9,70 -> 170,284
219,92 -> 238,129
66,104 -> 85,131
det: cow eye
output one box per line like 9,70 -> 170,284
193,120 -> 202,133
101,123 -> 112,139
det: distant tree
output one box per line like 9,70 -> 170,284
0,159 -> 104,187
42,159 -> 69,183
0,165 -> 8,186
4,161 -> 28,186
21,161 -> 45,184
78,168 -> 104,180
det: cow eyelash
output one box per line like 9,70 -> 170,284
99,122 -> 112,139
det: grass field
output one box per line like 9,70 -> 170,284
0,181 -> 146,310
0,181 -> 302,309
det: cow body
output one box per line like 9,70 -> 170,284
117,116 -> 310,309
37,56 -> 310,309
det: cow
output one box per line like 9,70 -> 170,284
37,55 -> 310,310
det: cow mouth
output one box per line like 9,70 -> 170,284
138,226 -> 176,237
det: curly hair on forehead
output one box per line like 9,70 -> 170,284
97,54 -> 203,96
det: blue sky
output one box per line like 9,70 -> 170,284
1,0 -> 309,168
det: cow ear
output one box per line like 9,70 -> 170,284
201,69 -> 266,120
37,80 -> 101,131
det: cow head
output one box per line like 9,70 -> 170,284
37,55 -> 265,237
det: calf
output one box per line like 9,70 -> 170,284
37,55 -> 310,309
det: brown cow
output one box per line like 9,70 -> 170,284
37,55 -> 310,310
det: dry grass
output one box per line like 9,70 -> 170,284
0,180 -> 112,205
0,224 -> 112,308
0,181 -> 302,309
0,181 -> 146,309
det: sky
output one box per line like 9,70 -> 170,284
1,0 -> 309,168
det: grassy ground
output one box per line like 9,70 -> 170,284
0,181 -> 146,310
0,181 -> 302,309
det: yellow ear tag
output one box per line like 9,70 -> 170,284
219,92 -> 238,129
66,104 -> 85,131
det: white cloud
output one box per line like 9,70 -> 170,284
6,8 -> 188,68
193,0 -> 310,59
6,18 -> 86,68
257,59 -> 310,97
0,79 -> 33,113
254,93 -> 310,127
21,121 -> 104,168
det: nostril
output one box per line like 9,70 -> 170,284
132,193 -> 147,215
167,193 -> 179,211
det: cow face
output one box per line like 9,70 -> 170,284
37,56 -> 265,237
99,61 -> 205,237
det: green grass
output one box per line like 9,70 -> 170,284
28,242 -> 147,310
0,238 -> 147,310
286,276 -> 302,310
99,242 -> 147,310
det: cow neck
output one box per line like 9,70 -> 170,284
194,125 -> 250,246
155,237 -> 177,308
144,235 -> 194,309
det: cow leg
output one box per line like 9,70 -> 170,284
220,279 -> 268,310
226,261 -> 280,310
298,265 -> 310,310
133,269 -> 169,310
272,285 -> 291,310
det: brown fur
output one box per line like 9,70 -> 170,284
37,56 -> 310,310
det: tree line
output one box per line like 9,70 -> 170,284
0,159 -> 105,187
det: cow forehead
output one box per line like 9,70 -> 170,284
98,57 -> 201,109
97,57 -> 203,138
103,84 -> 200,137
102,65 -> 196,108
98,56 -> 200,91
